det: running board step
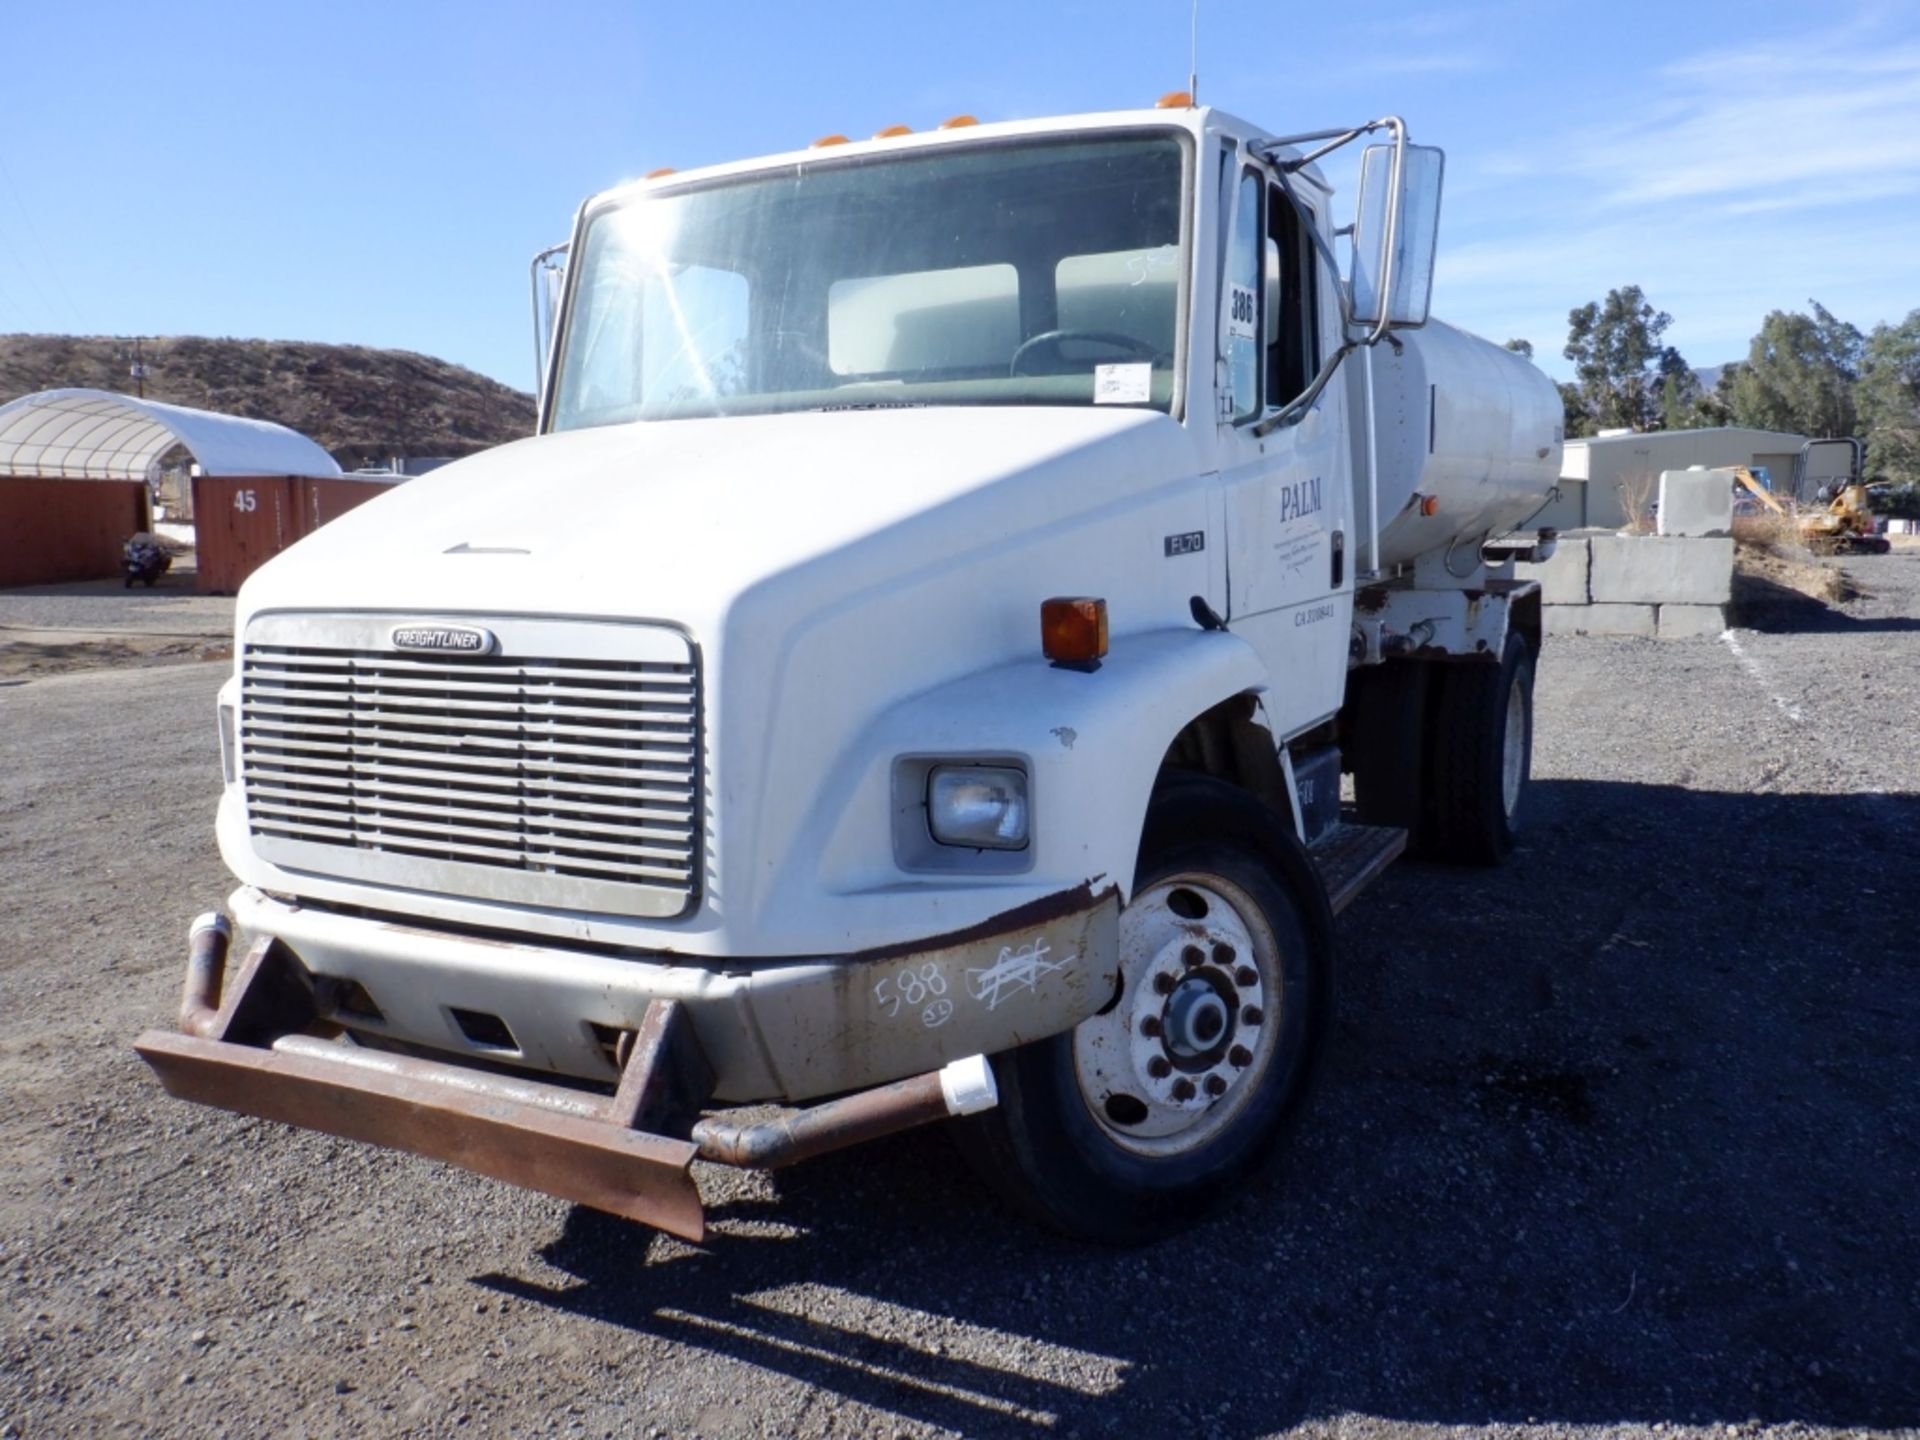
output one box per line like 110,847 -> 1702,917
1309,822 -> 1407,914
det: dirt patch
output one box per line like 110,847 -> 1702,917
1730,521 -> 1862,628
0,633 -> 231,679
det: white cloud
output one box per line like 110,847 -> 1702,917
1425,10 -> 1920,374
1559,26 -> 1920,214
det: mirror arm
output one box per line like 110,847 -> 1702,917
1258,116 -> 1405,173
1366,120 -> 1408,346
1259,117 -> 1412,346
1253,340 -> 1354,437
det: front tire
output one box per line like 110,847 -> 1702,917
956,777 -> 1333,1244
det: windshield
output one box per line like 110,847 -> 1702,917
550,133 -> 1188,429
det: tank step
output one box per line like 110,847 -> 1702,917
1309,822 -> 1407,914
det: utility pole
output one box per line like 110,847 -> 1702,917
129,336 -> 149,399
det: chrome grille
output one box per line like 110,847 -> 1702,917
239,617 -> 700,918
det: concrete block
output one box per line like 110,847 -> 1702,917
1514,537 -> 1589,605
1544,603 -> 1656,637
1589,535 -> 1734,606
1656,469 -> 1735,537
1657,603 -> 1728,638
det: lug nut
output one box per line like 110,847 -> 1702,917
1229,1044 -> 1253,1068
1204,1074 -> 1228,1097
1171,1077 -> 1196,1101
1211,942 -> 1235,965
1138,1014 -> 1163,1039
1235,965 -> 1258,988
1241,1005 -> 1263,1026
1147,1055 -> 1172,1079
1153,971 -> 1177,995
1181,945 -> 1204,969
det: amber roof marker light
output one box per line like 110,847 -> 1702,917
937,115 -> 979,130
1155,91 -> 1194,109
1042,597 -> 1108,673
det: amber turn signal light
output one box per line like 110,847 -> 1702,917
1042,597 -> 1108,671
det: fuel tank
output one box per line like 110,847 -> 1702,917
1349,320 -> 1564,570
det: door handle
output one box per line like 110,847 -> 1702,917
1331,530 -> 1345,589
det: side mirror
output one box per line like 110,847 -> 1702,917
1349,142 -> 1444,332
529,242 -> 570,412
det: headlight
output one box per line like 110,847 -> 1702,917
927,765 -> 1029,850
218,701 -> 238,785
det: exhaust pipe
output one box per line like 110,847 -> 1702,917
691,1054 -> 998,1169
180,912 -> 232,1037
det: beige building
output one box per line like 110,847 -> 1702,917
1541,427 -> 1857,531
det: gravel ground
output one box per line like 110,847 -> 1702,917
0,573 -> 234,680
2,553 -> 1917,1439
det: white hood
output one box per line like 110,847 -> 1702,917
241,406 -> 1173,632
230,402 -> 1216,953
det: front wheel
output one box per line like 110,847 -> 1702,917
956,777 -> 1332,1243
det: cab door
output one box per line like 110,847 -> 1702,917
1212,156 -> 1353,737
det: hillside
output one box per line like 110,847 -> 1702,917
0,334 -> 535,468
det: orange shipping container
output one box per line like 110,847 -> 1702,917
0,477 -> 150,587
191,474 -> 402,593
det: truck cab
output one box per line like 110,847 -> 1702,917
139,100 -> 1562,1244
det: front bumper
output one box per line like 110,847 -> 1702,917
227,883 -> 1118,1104
135,915 -> 1007,1241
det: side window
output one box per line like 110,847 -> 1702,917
1226,171 -> 1262,422
1267,187 -> 1321,407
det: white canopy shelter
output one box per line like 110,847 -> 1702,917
0,389 -> 341,480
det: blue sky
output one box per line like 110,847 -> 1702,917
3,1 -> 1916,390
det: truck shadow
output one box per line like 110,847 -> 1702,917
480,779 -> 1920,1437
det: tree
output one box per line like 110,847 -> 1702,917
1563,285 -> 1690,432
1503,338 -> 1535,361
1558,382 -> 1594,439
1657,348 -> 1701,430
1858,310 -> 1920,487
1726,301 -> 1861,438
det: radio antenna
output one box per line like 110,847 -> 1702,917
1189,0 -> 1200,103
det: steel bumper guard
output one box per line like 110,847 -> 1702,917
135,915 -> 999,1243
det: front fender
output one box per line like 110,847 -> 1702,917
759,627 -> 1271,944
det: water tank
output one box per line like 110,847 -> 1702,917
1347,320 -> 1563,570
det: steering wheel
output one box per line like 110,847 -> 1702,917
1009,329 -> 1161,377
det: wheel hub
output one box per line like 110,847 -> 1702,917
1072,876 -> 1276,1150
1164,977 -> 1231,1060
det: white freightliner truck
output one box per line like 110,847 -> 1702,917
137,98 -> 1562,1245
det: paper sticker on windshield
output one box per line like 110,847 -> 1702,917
1094,363 -> 1152,405
1228,284 -> 1258,340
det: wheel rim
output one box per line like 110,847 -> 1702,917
1501,672 -> 1528,819
1072,873 -> 1281,1157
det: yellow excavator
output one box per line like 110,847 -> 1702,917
1731,438 -> 1890,555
